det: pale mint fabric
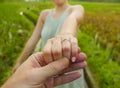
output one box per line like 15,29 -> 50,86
41,8 -> 69,48
39,8 -> 85,88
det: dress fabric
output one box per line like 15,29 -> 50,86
39,8 -> 85,88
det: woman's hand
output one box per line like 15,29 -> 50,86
2,52 -> 87,88
43,34 -> 80,64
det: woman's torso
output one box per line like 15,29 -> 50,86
41,7 -> 70,49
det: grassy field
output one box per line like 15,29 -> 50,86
0,1 -> 120,88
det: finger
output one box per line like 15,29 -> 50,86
61,61 -> 87,74
62,38 -> 71,59
52,37 -> 62,60
70,38 -> 78,62
78,47 -> 81,53
30,52 -> 46,66
43,39 -> 53,64
54,72 -> 81,86
75,52 -> 87,63
37,57 -> 69,81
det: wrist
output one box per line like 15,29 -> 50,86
59,33 -> 73,35
2,75 -> 27,88
2,76 -> 16,88
59,33 -> 75,37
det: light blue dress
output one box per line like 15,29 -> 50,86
39,8 -> 85,88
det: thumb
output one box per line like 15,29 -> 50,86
37,57 -> 69,80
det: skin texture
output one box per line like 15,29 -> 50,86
2,52 -> 87,88
13,0 -> 84,72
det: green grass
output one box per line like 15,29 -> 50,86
0,1 -> 120,88
0,3 -> 34,85
77,31 -> 120,88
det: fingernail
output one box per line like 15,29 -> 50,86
72,57 -> 76,63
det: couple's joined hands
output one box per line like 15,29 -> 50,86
2,52 -> 86,88
43,34 -> 82,64
6,34 -> 87,88
13,34 -> 84,71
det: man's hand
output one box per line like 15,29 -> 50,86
2,52 -> 87,88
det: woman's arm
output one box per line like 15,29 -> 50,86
13,11 -> 47,71
17,16 -> 43,63
60,5 -> 84,36
43,5 -> 84,64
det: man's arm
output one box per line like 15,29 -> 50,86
60,5 -> 84,36
2,52 -> 87,88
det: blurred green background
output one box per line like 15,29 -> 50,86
0,0 -> 120,88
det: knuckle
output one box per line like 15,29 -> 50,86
63,46 -> 70,51
29,54 -> 39,62
72,49 -> 77,53
72,42 -> 76,46
53,50 -> 61,56
31,53 -> 38,59
72,41 -> 77,45
71,38 -> 78,44
45,59 -> 52,64
72,49 -> 77,56
43,50 -> 50,56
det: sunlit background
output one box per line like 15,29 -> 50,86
0,0 -> 120,88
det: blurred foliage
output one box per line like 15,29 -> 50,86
73,0 -> 120,3
78,32 -> 120,88
0,3 -> 34,85
0,1 -> 120,88
0,0 -> 120,3
78,2 -> 120,64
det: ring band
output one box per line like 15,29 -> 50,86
62,39 -> 70,43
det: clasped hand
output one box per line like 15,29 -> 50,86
2,34 -> 87,88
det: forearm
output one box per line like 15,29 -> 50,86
17,37 -> 40,63
17,44 -> 34,63
1,76 -> 26,88
60,16 -> 79,37
2,76 -> 19,88
60,6 -> 84,37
